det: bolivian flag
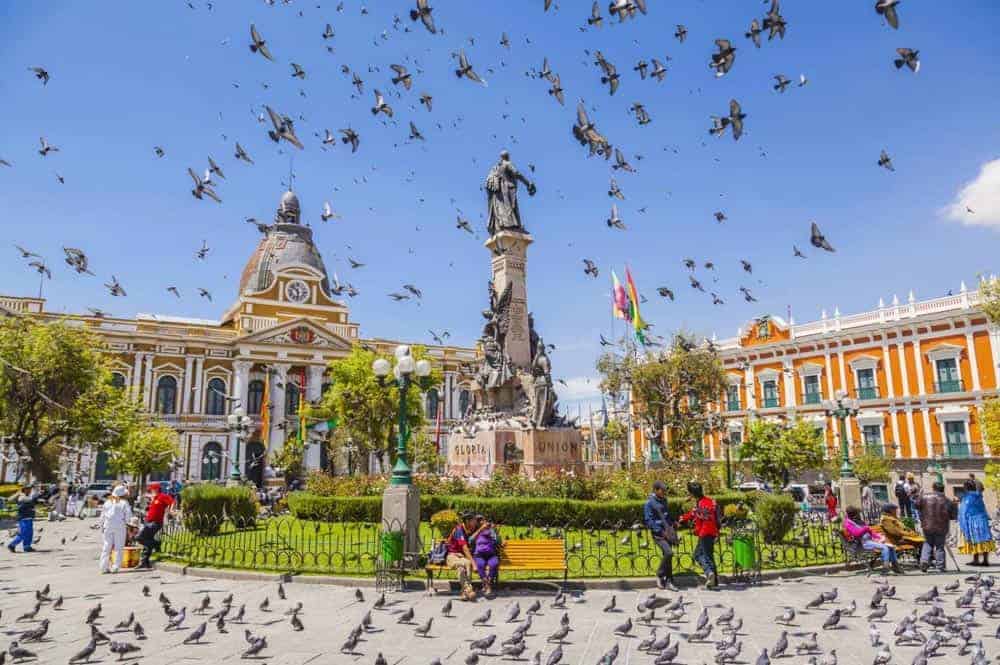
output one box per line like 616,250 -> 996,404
625,266 -> 647,345
260,374 -> 271,450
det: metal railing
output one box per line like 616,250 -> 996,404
801,392 -> 822,405
762,397 -> 780,408
726,399 -> 741,412
157,512 -> 848,580
934,379 -> 964,394
856,386 -> 879,400
929,441 -> 984,458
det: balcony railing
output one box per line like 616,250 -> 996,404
863,443 -> 884,457
762,397 -> 780,408
930,441 -> 984,458
801,392 -> 822,405
856,386 -> 879,400
934,379 -> 964,394
726,399 -> 741,412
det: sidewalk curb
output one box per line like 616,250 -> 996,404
153,559 -> 859,590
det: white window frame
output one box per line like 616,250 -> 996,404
849,355 -> 880,400
855,410 -> 885,455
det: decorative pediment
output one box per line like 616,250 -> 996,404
848,354 -> 880,371
239,317 -> 353,351
924,343 -> 964,362
738,315 -> 790,347
796,362 -> 824,377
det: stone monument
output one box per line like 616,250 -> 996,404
447,151 -> 585,480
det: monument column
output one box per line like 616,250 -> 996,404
304,365 -> 326,470
485,232 -> 534,369
269,364 -> 291,449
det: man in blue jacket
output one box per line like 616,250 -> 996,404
8,484 -> 41,553
644,480 -> 677,591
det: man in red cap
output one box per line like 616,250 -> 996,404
136,482 -> 174,569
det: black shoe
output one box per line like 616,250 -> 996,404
919,563 -> 929,573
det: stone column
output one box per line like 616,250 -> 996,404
966,330 -> 981,391
304,365 -> 326,470
269,364 -> 291,450
143,354 -> 155,410
192,357 -> 204,414
232,360 -> 253,415
484,231 -> 533,369
131,352 -> 144,398
182,356 -> 194,414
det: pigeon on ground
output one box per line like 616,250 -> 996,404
68,639 -> 95,663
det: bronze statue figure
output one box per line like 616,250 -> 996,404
485,150 -> 536,236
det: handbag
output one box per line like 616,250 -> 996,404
429,541 -> 448,565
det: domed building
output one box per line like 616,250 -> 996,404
0,190 -> 477,486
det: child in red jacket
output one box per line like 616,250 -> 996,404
678,481 -> 720,588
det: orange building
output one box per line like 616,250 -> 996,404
635,285 -> 999,472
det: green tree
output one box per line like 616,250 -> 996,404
410,430 -> 445,474
270,439 -> 304,482
739,419 -> 826,487
313,345 -> 441,474
597,334 -> 728,459
0,318 -> 141,481
978,276 -> 1000,325
850,452 -> 891,483
601,419 -> 629,463
107,421 -> 179,490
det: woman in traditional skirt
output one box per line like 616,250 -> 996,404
958,478 -> 994,565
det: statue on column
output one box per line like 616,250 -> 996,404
485,150 -> 536,236
475,281 -> 514,405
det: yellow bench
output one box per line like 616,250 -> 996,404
425,539 -> 568,591
870,525 -> 921,557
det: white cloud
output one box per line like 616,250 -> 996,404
556,376 -> 602,402
943,158 -> 1000,227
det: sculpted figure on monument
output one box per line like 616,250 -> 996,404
485,150 -> 536,236
529,337 -> 556,428
475,281 -> 514,402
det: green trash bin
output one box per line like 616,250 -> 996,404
381,531 -> 404,564
732,536 -> 755,570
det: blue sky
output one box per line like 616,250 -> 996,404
2,1 -> 999,412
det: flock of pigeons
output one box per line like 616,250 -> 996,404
5,0 -> 928,346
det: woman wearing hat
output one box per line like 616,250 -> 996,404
100,485 -> 133,573
878,503 -> 924,548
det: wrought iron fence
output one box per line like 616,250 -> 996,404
159,510 -> 850,582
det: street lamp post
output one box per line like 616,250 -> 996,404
722,437 -> 733,489
822,390 -> 861,479
927,454 -> 950,485
225,407 -> 253,484
372,345 -> 433,486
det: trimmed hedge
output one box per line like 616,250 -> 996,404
287,491 -> 754,528
181,484 -> 259,535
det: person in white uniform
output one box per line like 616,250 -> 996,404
100,485 -> 132,573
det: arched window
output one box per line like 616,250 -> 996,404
459,390 -> 471,417
426,388 -> 440,420
201,441 -> 223,481
110,372 -> 126,390
155,376 -> 177,414
286,382 -> 300,416
247,380 -> 265,415
205,378 -> 227,416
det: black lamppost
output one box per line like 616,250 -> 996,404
822,390 -> 861,478
372,345 -> 433,486
722,437 -> 734,489
225,407 -> 253,483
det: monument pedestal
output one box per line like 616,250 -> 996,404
447,427 -> 584,480
381,484 -> 421,564
839,477 -> 862,516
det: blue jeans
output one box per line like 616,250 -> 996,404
693,536 -> 717,575
862,537 -> 897,563
9,518 -> 34,551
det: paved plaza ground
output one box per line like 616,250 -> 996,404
0,519 -> 994,664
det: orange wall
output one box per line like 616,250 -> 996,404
974,331 -> 996,389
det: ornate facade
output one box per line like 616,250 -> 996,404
1,190 -> 477,484
633,284 -> 1000,470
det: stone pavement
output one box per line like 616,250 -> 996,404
0,518 -> 995,664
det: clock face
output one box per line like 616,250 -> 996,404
285,280 -> 310,303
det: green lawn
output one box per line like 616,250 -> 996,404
158,517 -> 846,579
